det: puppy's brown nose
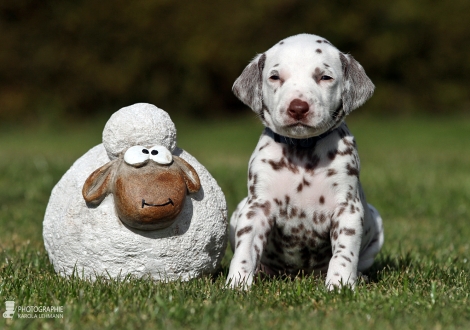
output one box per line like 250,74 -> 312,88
288,99 -> 310,120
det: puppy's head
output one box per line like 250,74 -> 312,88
233,33 -> 374,139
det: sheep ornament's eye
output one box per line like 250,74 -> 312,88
124,145 -> 173,166
124,145 -> 150,165
149,145 -> 173,165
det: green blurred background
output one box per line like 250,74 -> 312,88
1,0 -> 469,125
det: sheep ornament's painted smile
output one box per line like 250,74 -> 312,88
141,198 -> 174,208
82,145 -> 201,230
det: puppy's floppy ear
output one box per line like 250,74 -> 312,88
82,159 -> 118,206
232,53 -> 266,113
340,53 -> 375,114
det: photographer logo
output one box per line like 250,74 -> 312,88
3,300 -> 64,319
3,301 -> 15,319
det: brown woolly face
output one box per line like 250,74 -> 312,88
82,145 -> 201,230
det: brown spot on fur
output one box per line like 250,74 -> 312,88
316,49 -> 322,54
268,158 -> 299,173
251,200 -> 271,216
338,147 -> 354,156
254,245 -> 261,264
313,67 -> 323,82
332,231 -> 338,241
246,211 -> 256,219
337,207 -> 345,217
327,169 -> 337,176
237,226 -> 253,237
350,204 -> 355,214
346,163 -> 359,177
258,142 -> 270,151
289,207 -> 298,218
343,228 -> 356,236
342,137 -> 355,147
319,196 -> 325,204
332,220 -> 339,230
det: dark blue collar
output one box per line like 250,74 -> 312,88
265,127 -> 334,148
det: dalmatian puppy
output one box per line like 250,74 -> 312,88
227,33 -> 384,290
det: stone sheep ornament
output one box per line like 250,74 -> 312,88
43,103 -> 227,281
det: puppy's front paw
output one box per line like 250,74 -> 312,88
325,273 -> 357,291
226,271 -> 253,290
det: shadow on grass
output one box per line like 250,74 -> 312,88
209,251 -> 418,287
365,252 -> 415,283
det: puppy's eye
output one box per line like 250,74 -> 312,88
269,75 -> 280,81
149,145 -> 173,165
320,75 -> 333,81
124,145 -> 150,165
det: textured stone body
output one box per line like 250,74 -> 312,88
43,103 -> 227,281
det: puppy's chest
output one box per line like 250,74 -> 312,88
250,140 -> 338,221
253,147 -> 337,271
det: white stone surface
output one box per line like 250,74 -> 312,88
43,103 -> 227,281
103,103 -> 177,160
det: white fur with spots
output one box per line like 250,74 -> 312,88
227,34 -> 383,290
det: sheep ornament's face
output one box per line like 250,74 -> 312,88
82,145 -> 201,230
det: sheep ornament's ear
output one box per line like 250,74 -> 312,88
172,156 -> 201,194
232,53 -> 266,113
82,159 -> 118,206
339,53 -> 375,115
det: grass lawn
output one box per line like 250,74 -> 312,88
1,113 -> 469,329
